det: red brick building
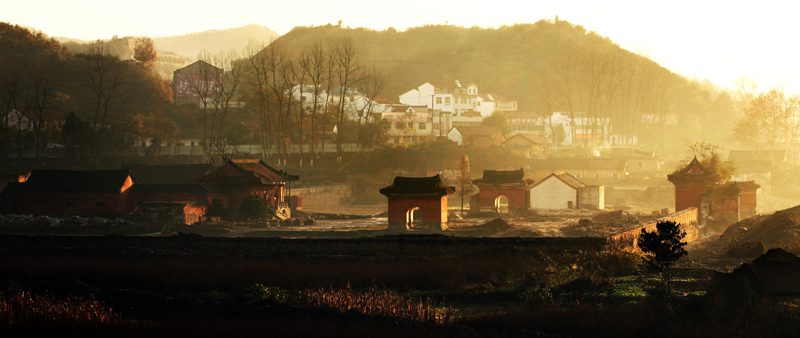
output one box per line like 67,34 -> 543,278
667,157 -> 717,214
3,169 -> 135,216
470,168 -> 532,214
379,175 -> 455,231
668,157 -> 759,227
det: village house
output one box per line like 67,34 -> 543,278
173,60 -> 223,106
505,112 -> 548,136
447,126 -> 504,148
529,171 -> 605,210
470,168 -> 532,214
379,175 -> 455,231
1,169 -> 136,216
668,157 -> 759,228
372,104 -> 451,145
503,133 -> 550,159
399,81 -> 514,122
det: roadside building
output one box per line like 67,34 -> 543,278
503,133 -> 550,159
529,171 -> 604,210
447,126 -> 504,148
379,175 -> 455,231
471,168 -> 532,214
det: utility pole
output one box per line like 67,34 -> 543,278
460,154 -> 470,215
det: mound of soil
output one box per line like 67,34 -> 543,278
719,205 -> 800,253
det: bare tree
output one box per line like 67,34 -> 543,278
299,43 -> 329,166
354,66 -> 385,150
244,42 -> 274,160
200,50 -> 244,159
332,38 -> 362,163
82,41 -> 126,155
0,60 -> 23,158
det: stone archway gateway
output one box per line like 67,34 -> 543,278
494,195 -> 509,214
405,207 -> 423,229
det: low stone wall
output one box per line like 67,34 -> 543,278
293,184 -> 351,209
608,207 -> 699,250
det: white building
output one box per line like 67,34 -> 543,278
529,171 -> 604,210
373,104 -> 450,146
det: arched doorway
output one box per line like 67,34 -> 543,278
494,195 -> 509,214
405,207 -> 423,229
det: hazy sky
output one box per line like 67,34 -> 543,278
4,0 -> 799,94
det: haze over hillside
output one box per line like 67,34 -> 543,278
153,24 -> 279,58
55,24 -> 279,78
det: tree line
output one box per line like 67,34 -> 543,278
0,23 -> 172,159
180,37 -> 387,166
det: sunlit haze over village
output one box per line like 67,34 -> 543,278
1,1 -> 800,337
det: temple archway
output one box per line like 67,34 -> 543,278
494,195 -> 509,214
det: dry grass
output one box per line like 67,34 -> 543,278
0,288 -> 118,327
300,284 -> 458,324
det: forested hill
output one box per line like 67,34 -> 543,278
270,21 -> 735,142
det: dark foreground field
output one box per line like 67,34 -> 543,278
0,234 -> 797,337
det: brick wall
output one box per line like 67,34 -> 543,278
608,207 -> 699,251
473,186 -> 528,212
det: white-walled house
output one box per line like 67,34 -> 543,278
374,104 -> 450,145
529,171 -> 604,210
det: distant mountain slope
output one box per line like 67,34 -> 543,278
269,21 -> 734,143
57,25 -> 279,78
153,24 -> 279,59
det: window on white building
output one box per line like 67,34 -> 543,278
444,97 -> 451,105
419,122 -> 427,129
436,97 -> 442,105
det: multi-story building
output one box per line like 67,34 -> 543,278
373,104 -> 450,146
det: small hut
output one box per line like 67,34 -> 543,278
379,175 -> 455,231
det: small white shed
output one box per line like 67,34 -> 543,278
530,172 -> 588,209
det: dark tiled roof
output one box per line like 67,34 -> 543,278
476,168 -> 527,185
503,133 -> 549,145
130,184 -> 208,194
22,169 -> 133,193
130,164 -> 211,185
231,159 -> 299,182
453,126 -> 502,137
379,175 -> 455,198
668,157 -> 715,183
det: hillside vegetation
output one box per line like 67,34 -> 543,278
271,21 -> 735,146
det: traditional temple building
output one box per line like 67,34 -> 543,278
668,157 -> 759,227
197,159 -> 299,219
0,160 -> 300,223
470,168 -> 532,213
2,169 -> 136,216
379,175 -> 455,231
